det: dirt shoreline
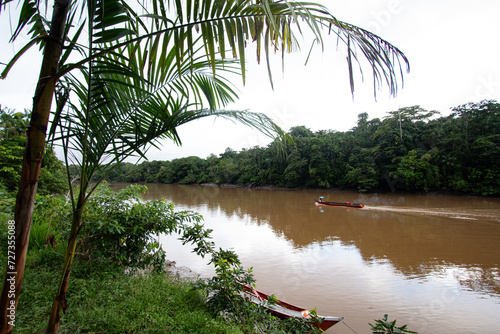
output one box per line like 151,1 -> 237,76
197,182 -> 498,198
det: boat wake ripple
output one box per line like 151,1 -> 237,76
362,205 -> 500,224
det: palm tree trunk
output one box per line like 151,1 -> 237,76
0,0 -> 70,332
46,204 -> 83,334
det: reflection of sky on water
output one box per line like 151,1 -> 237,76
160,203 -> 500,334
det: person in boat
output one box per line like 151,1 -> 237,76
319,196 -> 324,202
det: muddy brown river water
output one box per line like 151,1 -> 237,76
115,183 -> 500,333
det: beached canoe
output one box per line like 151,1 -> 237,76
240,284 -> 343,331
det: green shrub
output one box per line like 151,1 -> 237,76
31,194 -> 71,252
30,183 -> 205,271
370,314 -> 417,334
78,184 -> 203,271
0,181 -> 14,213
196,248 -> 322,334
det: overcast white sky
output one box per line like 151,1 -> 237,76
1,0 -> 500,161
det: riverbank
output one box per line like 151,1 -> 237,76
2,248 -> 243,334
2,241 -> 329,334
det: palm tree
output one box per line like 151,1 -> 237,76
46,16 -> 290,331
0,0 -> 409,332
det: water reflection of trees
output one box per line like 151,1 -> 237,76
141,183 -> 500,297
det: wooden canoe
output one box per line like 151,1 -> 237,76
315,199 -> 364,208
240,284 -> 343,331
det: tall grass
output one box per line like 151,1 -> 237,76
6,250 -> 242,334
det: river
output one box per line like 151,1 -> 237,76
119,183 -> 500,333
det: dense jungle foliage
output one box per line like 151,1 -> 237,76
101,100 -> 500,196
0,108 -> 67,200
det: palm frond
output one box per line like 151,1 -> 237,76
10,0 -> 49,42
138,0 -> 410,96
51,21 -> 292,198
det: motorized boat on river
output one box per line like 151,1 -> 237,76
314,198 -> 364,208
